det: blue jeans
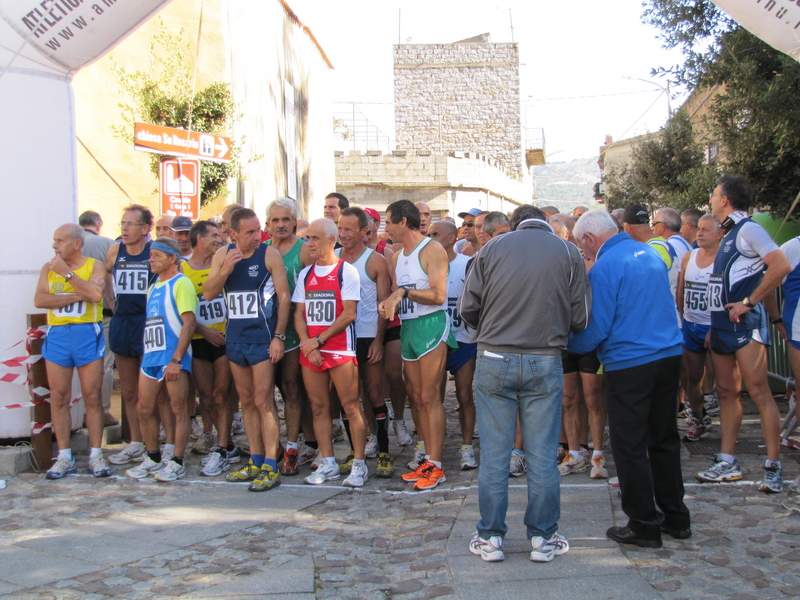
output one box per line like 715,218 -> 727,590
475,351 -> 563,540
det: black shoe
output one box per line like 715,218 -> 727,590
606,526 -> 662,548
661,526 -> 692,540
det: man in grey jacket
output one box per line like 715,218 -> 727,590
459,204 -> 590,564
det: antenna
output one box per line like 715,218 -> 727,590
398,9 -> 401,44
509,9 -> 514,43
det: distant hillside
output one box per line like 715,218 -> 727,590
532,157 -> 602,213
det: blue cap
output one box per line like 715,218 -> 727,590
171,216 -> 193,231
458,208 -> 482,219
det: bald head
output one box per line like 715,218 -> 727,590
415,202 -> 432,235
155,214 -> 174,239
428,220 -> 458,252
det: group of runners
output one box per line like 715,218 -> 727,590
36,175 -> 799,497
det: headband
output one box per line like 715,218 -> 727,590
151,241 -> 181,259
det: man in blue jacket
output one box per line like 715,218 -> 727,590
569,210 -> 690,548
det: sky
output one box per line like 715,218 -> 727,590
293,0 -> 688,162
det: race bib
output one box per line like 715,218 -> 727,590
398,284 -> 416,316
683,281 -> 708,312
306,290 -> 336,326
143,317 -> 166,353
707,274 -> 725,312
54,298 -> 86,318
227,291 -> 258,319
197,295 -> 226,325
115,262 -> 149,295
447,298 -> 462,329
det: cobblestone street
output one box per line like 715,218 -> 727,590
1,385 -> 800,599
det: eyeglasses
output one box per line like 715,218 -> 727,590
650,221 -> 663,227
120,221 -> 144,228
462,222 -> 475,228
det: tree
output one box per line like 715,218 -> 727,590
644,1 -> 800,216
111,19 -> 242,205
605,111 -> 717,213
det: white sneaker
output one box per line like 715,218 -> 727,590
154,460 -> 186,482
305,461 -> 340,485
126,456 -> 164,479
407,445 -> 426,470
161,445 -> 174,463
200,452 -> 230,477
393,419 -> 413,447
386,401 -> 395,420
509,451 -> 527,477
231,412 -> 245,435
87,455 -> 111,478
343,461 -> 368,487
704,393 -> 720,415
310,449 -> 323,471
530,532 -> 569,562
46,455 -> 77,480
558,453 -> 588,477
590,454 -> 609,479
331,420 -> 345,442
364,434 -> 378,459
158,425 -> 166,443
190,418 -> 203,440
108,443 -> 145,465
191,432 -> 215,455
469,532 -> 504,562
297,443 -> 317,466
459,445 -> 478,470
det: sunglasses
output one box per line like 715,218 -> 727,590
462,222 -> 475,228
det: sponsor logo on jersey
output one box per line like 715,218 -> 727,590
327,275 -> 337,281
724,240 -> 733,252
309,277 -> 318,286
248,264 -> 259,277
737,335 -> 748,344
52,282 -> 65,292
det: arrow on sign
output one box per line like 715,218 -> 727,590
216,137 -> 229,159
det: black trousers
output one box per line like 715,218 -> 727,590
606,354 -> 690,539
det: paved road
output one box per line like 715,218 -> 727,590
1,387 -> 799,599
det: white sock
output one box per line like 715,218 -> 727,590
719,453 -> 736,464
164,444 -> 175,454
352,459 -> 365,468
130,441 -> 144,448
460,444 -> 473,451
325,456 -> 337,468
431,460 -> 442,469
569,450 -> 581,461
89,448 -> 103,459
58,449 -> 73,460
287,441 -> 298,451
592,450 -> 604,459
766,459 -> 781,468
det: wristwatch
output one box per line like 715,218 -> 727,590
771,317 -> 783,325
64,272 -> 74,281
402,287 -> 410,299
316,334 -> 325,348
170,357 -> 181,365
274,333 -> 286,341
742,296 -> 755,308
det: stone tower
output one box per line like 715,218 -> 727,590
393,34 -> 523,177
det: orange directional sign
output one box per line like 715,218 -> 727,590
134,122 -> 231,163
160,158 -> 200,220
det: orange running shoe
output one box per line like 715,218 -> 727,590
402,459 -> 433,482
414,465 -> 446,490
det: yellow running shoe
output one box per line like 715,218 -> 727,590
248,464 -> 280,492
376,452 -> 394,478
225,459 -> 260,482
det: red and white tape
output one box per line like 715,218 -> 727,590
30,421 -> 51,434
0,394 -> 79,411
0,326 -> 49,386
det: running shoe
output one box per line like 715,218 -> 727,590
305,461 -> 340,485
760,462 -> 783,494
556,444 -> 567,464
393,419 -> 413,446
459,445 -> 478,470
108,443 -> 145,465
310,449 -> 323,471
200,452 -> 230,477
154,459 -> 186,482
704,393 -> 720,415
696,454 -> 742,482
249,464 -> 280,491
677,415 -> 695,430
191,432 -> 215,455
402,459 -> 433,482
281,448 -> 300,476
376,452 -> 394,478
126,456 -> 165,479
558,453 -> 588,476
339,454 -> 355,474
509,451 -> 527,477
364,434 -> 378,459
407,445 -> 426,470
87,454 -> 111,478
413,464 -> 446,491
225,459 -> 260,482
161,445 -> 174,463
682,417 -> 708,442
386,400 -> 395,420
158,425 -> 166,443
231,412 -> 245,435
469,532 -> 504,562
331,421 -> 345,443
297,443 -> 317,466
46,455 -> 76,480
590,454 -> 609,479
343,461 -> 368,487
276,395 -> 286,420
530,532 -> 569,562
190,418 -> 203,440
227,445 -> 242,464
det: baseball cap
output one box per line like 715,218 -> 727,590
458,208 -> 481,219
171,216 -> 193,231
622,204 -> 650,225
363,207 -> 381,226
